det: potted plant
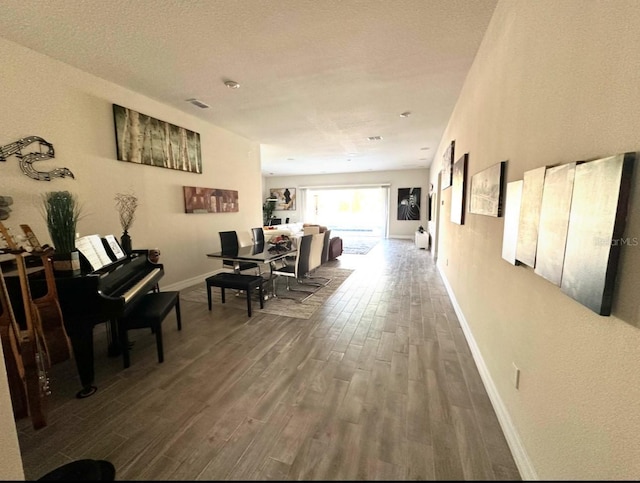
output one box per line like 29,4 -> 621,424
263,197 -> 276,226
42,190 -> 82,274
114,193 -> 138,254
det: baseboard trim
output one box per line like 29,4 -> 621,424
160,268 -> 225,292
437,265 -> 538,481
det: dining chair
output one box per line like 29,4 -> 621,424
251,227 -> 265,245
300,232 -> 331,287
219,230 -> 261,275
271,234 -> 316,302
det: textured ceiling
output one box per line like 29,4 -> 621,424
0,0 -> 497,176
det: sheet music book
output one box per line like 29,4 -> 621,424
103,234 -> 126,261
76,234 -> 113,271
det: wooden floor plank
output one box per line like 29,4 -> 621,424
14,240 -> 520,481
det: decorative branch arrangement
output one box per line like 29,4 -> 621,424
114,193 -> 139,233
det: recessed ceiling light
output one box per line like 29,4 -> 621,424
420,146 -> 430,150
347,159 -> 351,162
419,157 -> 428,161
224,80 -> 240,89
287,158 -> 295,161
400,111 -> 411,118
367,136 -> 383,141
185,98 -> 210,109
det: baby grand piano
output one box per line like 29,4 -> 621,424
5,248 -> 163,398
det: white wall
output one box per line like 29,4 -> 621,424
264,169 -> 430,238
430,1 -> 640,479
0,37 -> 263,476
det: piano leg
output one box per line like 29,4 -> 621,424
67,326 -> 97,399
106,318 -> 122,357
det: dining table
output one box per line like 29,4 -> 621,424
206,241 -> 296,298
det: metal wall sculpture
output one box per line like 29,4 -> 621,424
0,136 -> 74,181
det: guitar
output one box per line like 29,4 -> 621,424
19,224 -> 73,366
0,222 -> 49,429
0,261 -> 29,420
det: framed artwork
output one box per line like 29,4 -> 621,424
515,166 -> 547,268
534,163 -> 576,285
397,187 -> 421,220
501,180 -> 524,265
560,153 -> 634,316
441,140 -> 455,190
269,188 -> 296,210
469,161 -> 506,217
183,186 -> 238,213
450,153 -> 468,225
113,104 -> 202,173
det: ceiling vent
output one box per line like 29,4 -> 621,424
367,136 -> 383,141
186,98 -> 210,109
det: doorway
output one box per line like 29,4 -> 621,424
302,186 -> 389,253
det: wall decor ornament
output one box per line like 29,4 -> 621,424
469,160 -> 507,217
113,104 -> 202,173
441,140 -> 455,190
114,193 -> 139,254
450,153 -> 468,225
269,188 -> 296,210
501,180 -> 524,265
515,166 -> 547,268
0,136 -> 75,181
183,186 -> 239,213
560,153 -> 634,316
397,187 -> 421,220
534,163 -> 576,285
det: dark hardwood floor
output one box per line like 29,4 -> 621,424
16,238 -> 521,480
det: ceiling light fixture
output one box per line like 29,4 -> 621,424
400,111 -> 411,118
224,80 -> 240,89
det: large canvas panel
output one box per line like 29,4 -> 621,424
560,153 -> 634,315
535,163 -> 576,285
450,153 -> 468,225
397,187 -> 421,220
515,166 -> 547,267
269,188 -> 296,210
113,104 -> 202,173
469,161 -> 506,217
441,140 -> 455,190
501,180 -> 523,265
183,186 -> 238,213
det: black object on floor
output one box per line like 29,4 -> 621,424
38,459 -> 115,480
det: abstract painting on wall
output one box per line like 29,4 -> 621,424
269,188 -> 296,210
501,180 -> 524,265
113,104 -> 202,173
183,186 -> 238,213
469,161 -> 506,217
441,140 -> 455,190
515,166 -> 547,268
450,153 -> 468,225
397,187 -> 421,220
534,163 -> 576,285
560,153 -> 634,316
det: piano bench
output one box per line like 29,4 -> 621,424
205,273 -> 264,317
119,291 -> 181,369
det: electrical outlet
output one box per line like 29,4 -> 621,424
512,363 -> 521,390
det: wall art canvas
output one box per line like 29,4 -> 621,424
501,180 -> 524,265
560,153 -> 634,316
183,186 -> 238,213
397,187 -> 421,220
515,166 -> 547,267
441,140 -> 455,190
269,188 -> 296,210
450,153 -> 468,225
469,161 -> 506,217
113,104 -> 202,173
535,163 -> 576,285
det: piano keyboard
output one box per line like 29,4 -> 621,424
123,268 -> 162,303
